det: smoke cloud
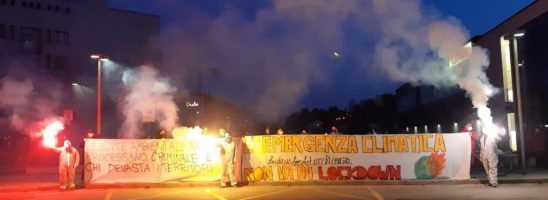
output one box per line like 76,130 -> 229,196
370,0 -> 498,133
118,65 -> 180,138
0,76 -> 64,137
152,0 -> 373,121
112,0 -> 498,127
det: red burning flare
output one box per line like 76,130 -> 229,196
40,120 -> 65,148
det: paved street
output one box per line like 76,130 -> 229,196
2,184 -> 548,200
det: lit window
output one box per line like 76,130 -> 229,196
507,113 -> 517,152
500,36 -> 514,102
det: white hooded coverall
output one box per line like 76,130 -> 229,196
480,133 -> 501,186
221,137 -> 237,186
56,146 -> 80,189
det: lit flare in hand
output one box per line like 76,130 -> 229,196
40,120 -> 65,148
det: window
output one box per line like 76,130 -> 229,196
0,25 -> 5,39
8,25 -> 14,39
53,31 -> 69,45
507,113 -> 517,152
1,0 -> 7,5
21,1 -> 26,7
47,55 -> 68,70
46,54 -> 51,68
500,36 -> 514,102
46,29 -> 51,43
19,27 -> 41,55
10,0 -> 15,6
47,4 -> 51,10
29,1 -> 34,8
54,5 -> 59,12
65,7 -> 70,14
36,2 -> 40,9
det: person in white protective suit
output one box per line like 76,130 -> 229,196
219,129 -> 237,188
480,131 -> 501,188
55,140 -> 80,190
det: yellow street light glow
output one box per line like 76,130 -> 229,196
90,54 -> 100,59
205,188 -> 211,193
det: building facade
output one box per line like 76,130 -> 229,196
0,0 -> 160,167
395,0 -> 548,166
475,0 -> 548,165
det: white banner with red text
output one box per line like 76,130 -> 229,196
241,133 -> 471,182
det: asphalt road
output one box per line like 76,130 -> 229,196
2,184 -> 548,200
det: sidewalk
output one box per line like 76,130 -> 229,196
0,167 -> 546,193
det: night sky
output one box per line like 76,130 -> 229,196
109,0 -> 532,117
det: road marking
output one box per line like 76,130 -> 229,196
239,188 -> 292,200
367,186 -> 384,200
104,190 -> 113,200
206,191 -> 227,200
126,190 -> 187,200
306,188 -> 369,200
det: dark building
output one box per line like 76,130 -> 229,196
0,0 -> 160,169
395,84 -> 473,133
179,92 -> 261,136
395,0 -> 548,166
475,0 -> 548,164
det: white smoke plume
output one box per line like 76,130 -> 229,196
154,0 -> 365,121
0,77 -> 63,137
119,65 -> 179,138
112,0 -> 499,127
370,0 -> 498,134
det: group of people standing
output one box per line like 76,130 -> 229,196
54,127 -> 239,190
264,126 -> 342,135
55,122 -> 502,190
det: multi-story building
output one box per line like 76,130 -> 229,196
476,0 -> 548,167
0,0 -> 160,167
395,0 -> 548,167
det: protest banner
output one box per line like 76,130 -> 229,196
84,137 -> 223,184
241,133 -> 471,182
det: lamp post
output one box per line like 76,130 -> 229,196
90,54 -> 108,137
510,30 -> 526,174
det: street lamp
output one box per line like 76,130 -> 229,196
90,54 -> 108,137
509,30 -> 526,174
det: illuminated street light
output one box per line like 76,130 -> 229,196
513,31 -> 525,37
90,53 -> 108,137
510,30 -> 526,173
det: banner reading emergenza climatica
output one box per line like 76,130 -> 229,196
242,133 -> 470,182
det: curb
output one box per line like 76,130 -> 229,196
0,178 -> 545,193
